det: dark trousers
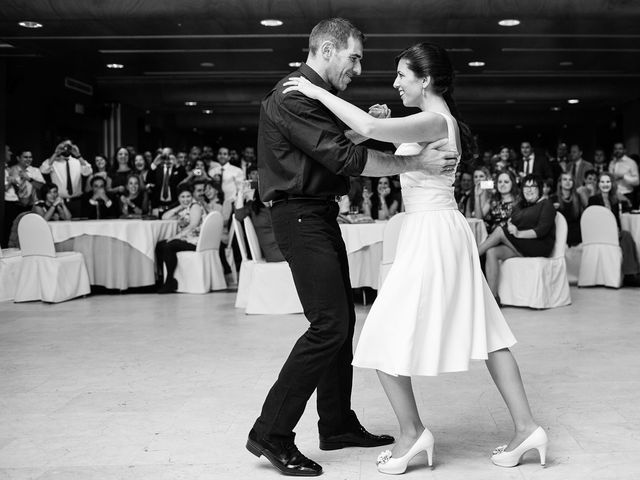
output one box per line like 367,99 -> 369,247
155,239 -> 196,282
253,199 -> 357,441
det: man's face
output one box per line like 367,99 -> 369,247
176,152 -> 187,165
202,146 -> 213,159
556,143 -> 567,158
229,149 -> 239,162
193,183 -> 205,201
569,145 -> 582,162
460,173 -> 473,191
189,146 -> 201,161
217,148 -> 230,165
19,151 -> 33,167
326,36 -> 363,92
243,147 -> 255,162
521,142 -> 532,157
613,143 -> 625,159
594,150 -> 606,164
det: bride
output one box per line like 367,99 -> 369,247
283,42 -> 547,474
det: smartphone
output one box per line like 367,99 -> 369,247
480,180 -> 494,190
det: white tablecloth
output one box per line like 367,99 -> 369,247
0,250 -> 22,302
50,220 -> 177,289
621,213 -> 640,260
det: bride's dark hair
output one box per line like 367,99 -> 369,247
395,42 -> 476,164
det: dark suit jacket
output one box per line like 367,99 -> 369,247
81,193 -> 119,219
150,164 -> 187,206
516,153 -> 554,181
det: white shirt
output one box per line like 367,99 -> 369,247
609,155 -> 640,195
208,162 -> 244,201
40,157 -> 92,199
25,166 -> 45,184
4,168 -> 18,202
523,154 -> 535,174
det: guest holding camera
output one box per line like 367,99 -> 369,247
82,176 -> 118,219
577,169 -> 598,208
40,140 -> 93,217
119,174 -> 149,216
150,147 -> 187,213
471,167 -> 492,219
33,183 -> 72,221
111,147 -> 133,194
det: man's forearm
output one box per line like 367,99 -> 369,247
361,149 -> 421,177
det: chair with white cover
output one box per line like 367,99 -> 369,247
378,213 -> 405,290
498,212 -> 571,309
14,213 -> 90,303
578,205 -> 622,288
0,247 -> 23,302
234,216 -> 303,314
173,211 -> 227,293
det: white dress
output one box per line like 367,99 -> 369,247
352,112 -> 516,376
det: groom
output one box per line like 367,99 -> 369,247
248,18 -> 458,476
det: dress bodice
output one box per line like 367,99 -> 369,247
396,112 -> 461,212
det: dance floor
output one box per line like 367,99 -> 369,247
1,286 -> 639,479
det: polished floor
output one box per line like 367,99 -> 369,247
0,286 -> 639,480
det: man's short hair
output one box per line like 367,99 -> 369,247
309,18 -> 364,55
584,169 -> 597,179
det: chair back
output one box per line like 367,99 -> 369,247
382,213 -> 405,264
243,217 -> 265,262
581,205 -> 619,247
17,213 -> 56,258
231,216 -> 249,262
550,212 -> 568,258
196,211 -> 223,252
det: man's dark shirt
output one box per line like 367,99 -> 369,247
257,63 -> 368,202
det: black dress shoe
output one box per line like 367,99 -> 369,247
157,278 -> 177,294
246,429 -> 322,476
319,424 -> 394,451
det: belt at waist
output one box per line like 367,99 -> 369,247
271,194 -> 338,205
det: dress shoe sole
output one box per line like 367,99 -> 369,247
246,438 -> 322,477
319,438 -> 394,451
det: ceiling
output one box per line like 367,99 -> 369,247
1,0 -> 640,134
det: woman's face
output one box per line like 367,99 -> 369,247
204,184 -> 218,200
377,177 -> 391,195
134,155 -> 145,171
95,156 -> 107,170
178,191 -> 193,206
117,148 -> 129,165
473,170 -> 487,184
599,175 -> 612,194
499,147 -> 510,161
127,176 -> 139,195
46,187 -> 58,204
585,173 -> 597,188
523,182 -> 541,203
496,173 -> 512,195
561,174 -> 573,191
248,170 -> 259,182
393,58 -> 425,108
195,159 -> 206,171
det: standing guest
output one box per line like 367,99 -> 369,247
516,141 -> 553,183
33,183 -> 72,221
180,158 -> 211,187
229,148 -> 240,167
609,142 -> 639,208
568,144 -> 593,187
478,175 -> 556,297
16,150 -> 45,193
85,154 -> 113,193
577,169 -> 598,208
155,185 -> 204,293
592,148 -> 608,175
110,147 -> 133,194
3,146 -> 29,247
149,148 -> 187,212
588,172 -> 640,282
549,142 -> 570,181
175,151 -> 188,169
82,176 -> 118,219
201,145 -> 215,165
133,153 -> 152,190
143,150 -> 153,166
492,145 -> 518,177
40,140 -> 92,217
188,146 -> 201,167
249,18 -> 459,476
208,146 -> 244,203
481,171 -> 519,233
119,174 -> 149,216
240,146 -> 257,174
471,166 -> 492,219
363,176 -> 398,219
551,173 -> 583,246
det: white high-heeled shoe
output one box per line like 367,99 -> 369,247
491,426 -> 548,468
376,429 -> 435,474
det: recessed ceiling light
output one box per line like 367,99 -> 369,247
106,63 -> 124,69
200,62 -> 214,67
18,21 -> 43,29
567,99 -> 580,104
551,106 -> 561,111
203,109 -> 213,114
185,101 -> 197,106
289,61 -> 302,68
239,127 -> 247,132
260,19 -> 283,27
498,19 -> 520,27
468,61 -> 485,67
515,125 -> 523,129
505,99 -> 515,104
559,61 -> 573,66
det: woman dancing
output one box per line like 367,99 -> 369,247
283,42 -> 547,473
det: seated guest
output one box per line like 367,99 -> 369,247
339,176 -> 365,215
478,174 -> 556,298
551,172 -> 583,246
491,146 -> 518,177
155,185 -> 204,293
541,178 -> 554,200
577,169 -> 598,208
133,153 -> 152,191
110,147 -> 133,194
480,171 -> 519,233
455,171 -> 474,217
588,172 -> 640,281
363,176 -> 399,220
119,174 -> 149,216
82,176 -> 118,219
471,167 -> 492,220
33,183 -> 72,221
234,177 -> 284,262
85,154 -> 113,193
203,179 -> 224,215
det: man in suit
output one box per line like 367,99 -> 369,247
150,148 -> 186,212
568,144 -> 593,187
516,141 -> 553,183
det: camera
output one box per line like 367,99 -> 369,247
193,169 -> 203,176
480,180 -> 494,190
60,144 -> 73,157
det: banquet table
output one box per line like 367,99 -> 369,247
339,216 -> 487,289
50,219 -> 177,290
621,213 -> 640,261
